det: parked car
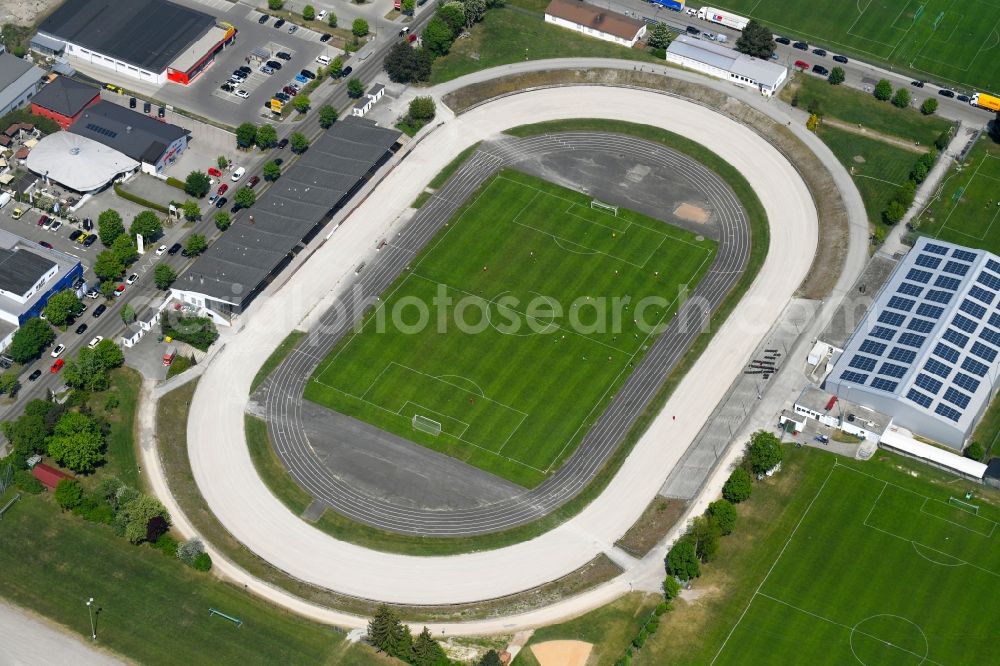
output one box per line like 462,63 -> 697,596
83,218 -> 93,231
75,323 -> 88,335
258,14 -> 269,24
51,344 -> 65,358
37,214 -> 49,227
277,138 -> 289,149
775,36 -> 791,45
685,26 -> 700,35
236,89 -> 250,99
221,83 -> 235,93
794,60 -> 809,69
275,92 -> 290,102
288,24 -> 298,34
938,89 -> 955,98
261,66 -> 275,75
231,167 -> 246,181
28,369 -> 42,382
274,18 -> 286,28
88,336 -> 103,349
83,235 -> 97,247
299,68 -> 316,79
156,244 -> 168,255
812,48 -> 826,56
208,167 -> 222,177
812,65 -> 829,76
957,94 -> 971,103
69,229 -> 83,241
86,289 -> 100,299
215,196 -> 228,208
39,241 -> 53,249
230,202 -> 243,214
273,158 -> 283,166
282,85 -> 297,96
320,33 -> 331,43
317,9 -> 328,20
793,41 -> 808,50
832,54 -> 848,63
341,66 -> 353,78
276,51 -> 292,60
50,359 -> 64,373
248,175 -> 261,188
238,65 -> 252,75
49,220 -> 61,232
73,277 -> 85,290
911,80 -> 925,88
76,233 -> 89,245
114,284 -> 126,297
294,74 -> 308,84
129,96 -> 137,108
168,242 -> 182,255
126,273 -> 139,285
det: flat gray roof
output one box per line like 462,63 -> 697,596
177,117 -> 400,305
30,76 -> 100,118
0,53 -> 44,113
69,100 -> 188,163
0,247 -> 56,295
668,36 -> 787,87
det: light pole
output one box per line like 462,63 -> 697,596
86,597 -> 96,640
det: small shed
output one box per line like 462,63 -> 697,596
121,322 -> 144,348
32,463 -> 73,490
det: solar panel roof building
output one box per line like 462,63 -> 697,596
826,236 -> 1000,450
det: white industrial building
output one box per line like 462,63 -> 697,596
26,131 -> 140,193
544,0 -> 647,48
667,35 -> 787,96
0,52 -> 45,116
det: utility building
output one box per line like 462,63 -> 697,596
544,0 -> 647,48
666,35 -> 787,96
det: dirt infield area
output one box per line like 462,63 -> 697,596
531,640 -> 594,666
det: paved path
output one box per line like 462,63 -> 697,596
0,601 -> 123,666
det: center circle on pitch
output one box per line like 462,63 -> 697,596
850,614 -> 928,666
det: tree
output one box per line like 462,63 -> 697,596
2,408 -> 49,458
181,199 -> 201,222
828,66 -> 845,85
352,18 -> 369,37
177,537 -> 205,565
94,250 -> 125,283
892,87 -> 911,108
268,0 -> 283,8
328,56 -> 344,79
409,96 -> 436,121
874,79 -> 893,101
292,94 -> 311,113
735,20 -> 774,59
93,339 -> 124,370
97,209 -> 124,246
184,170 -> 211,197
303,4 -> 315,20
318,105 -> 338,128
120,303 -> 136,325
119,493 -> 170,544
185,233 -> 208,256
690,515 -> 721,563
256,123 -> 277,149
708,499 -> 737,535
0,372 -> 19,396
477,649 -> 503,666
347,77 -> 365,98
385,41 -> 432,83
214,211 -> 232,231
665,538 -> 700,581
424,17 -> 454,56
47,411 -> 104,474
327,11 -> 338,27
236,121 -> 257,149
111,234 -> 138,266
662,575 -> 681,601
290,132 -> 310,153
129,210 -> 163,240
402,0 -> 415,14
722,468 -> 752,503
263,161 -> 281,181
234,187 -> 256,209
63,346 -> 114,391
883,199 -> 907,224
7,318 -> 55,363
42,289 -> 84,327
748,430 -> 783,475
439,2 -> 466,34
55,478 -> 84,510
965,441 -> 985,461
462,0 -> 487,25
100,280 -> 117,300
412,627 -> 448,665
917,97 -> 938,116
367,605 -> 400,653
647,23 -> 672,50
217,155 -> 229,170
154,263 -> 177,289
911,161 -> 929,183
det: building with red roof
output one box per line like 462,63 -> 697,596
31,463 -> 73,490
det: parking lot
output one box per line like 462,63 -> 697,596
0,202 -> 97,273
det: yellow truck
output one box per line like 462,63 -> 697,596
970,92 -> 1000,112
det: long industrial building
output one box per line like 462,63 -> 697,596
826,237 -> 1000,450
667,35 -> 787,96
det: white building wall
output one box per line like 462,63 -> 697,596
0,263 -> 59,305
544,14 -> 644,48
58,39 -> 165,85
666,52 -> 783,96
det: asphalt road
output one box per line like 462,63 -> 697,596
262,131 -> 749,535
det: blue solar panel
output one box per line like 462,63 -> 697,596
987,259 -> 1000,274
859,340 -> 887,355
849,355 -> 878,372
970,286 -> 995,305
915,373 -> 943,394
871,378 -> 898,392
897,333 -> 926,348
916,303 -> 944,318
962,357 -> 989,377
935,403 -> 962,422
978,271 -> 1000,291
907,388 -> 933,408
924,358 -> 951,379
952,314 -> 978,334
897,282 -> 923,297
981,327 -> 1000,347
887,296 -> 915,312
953,249 -> 977,262
907,268 -> 933,284
879,362 -> 908,378
990,312 -> 1000,329
943,261 -> 970,277
870,326 -> 896,341
907,318 -> 935,334
960,299 -> 987,319
840,370 -> 869,384
925,289 -> 953,305
935,275 -> 962,291
934,343 -> 961,364
924,243 -> 949,255
943,328 -> 970,348
879,311 -> 906,327
970,341 -> 997,362
916,254 -> 942,269
943,387 -> 971,409
887,347 -> 916,363
953,372 -> 981,393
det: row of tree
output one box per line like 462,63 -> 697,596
55,474 -> 172,544
235,123 -> 311,153
367,606 -> 450,665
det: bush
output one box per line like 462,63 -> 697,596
177,537 -> 205,565
73,494 -> 114,524
708,498 -> 737,535
193,552 -> 213,571
14,469 -> 44,494
161,313 -> 219,351
152,534 -> 179,558
921,98 -> 939,116
873,79 -> 893,101
113,185 -> 169,214
268,0 -> 283,9
662,576 -> 681,601
303,4 -> 315,20
723,468 -> 752,503
883,199 -> 907,225
891,88 -> 911,109
352,18 -> 369,37
409,96 -> 436,121
806,113 -> 820,132
965,441 -> 985,461
665,538 -> 700,581
827,67 -> 845,85
54,478 -> 84,510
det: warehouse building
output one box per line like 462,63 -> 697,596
0,52 -> 45,116
35,0 -> 236,86
172,118 -> 400,322
68,100 -> 189,174
826,237 -> 1000,450
544,0 -> 647,48
667,35 -> 787,96
30,76 -> 101,130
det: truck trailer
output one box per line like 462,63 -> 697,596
697,6 -> 750,31
970,92 -> 1000,112
649,0 -> 685,11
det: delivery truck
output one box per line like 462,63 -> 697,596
697,6 -> 750,31
162,346 -> 177,367
0,192 -> 10,209
970,92 -> 1000,112
649,0 -> 685,10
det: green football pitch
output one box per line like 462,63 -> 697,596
711,0 -> 1000,91
712,462 -> 1000,665
305,169 -> 717,487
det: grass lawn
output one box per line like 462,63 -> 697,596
710,0 -> 1000,91
782,75 -> 954,146
87,367 -> 142,489
428,7 -> 658,84
0,490 -> 365,665
816,124 -> 921,226
250,330 -> 307,393
305,169 -> 716,487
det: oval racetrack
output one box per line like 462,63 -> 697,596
186,87 -> 818,605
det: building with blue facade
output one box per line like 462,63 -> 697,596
826,237 -> 1000,450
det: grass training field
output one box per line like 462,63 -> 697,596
306,169 -> 716,487
711,461 -> 1000,665
713,0 -> 1000,91
916,137 -> 1000,252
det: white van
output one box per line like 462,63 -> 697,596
0,192 -> 10,208
231,166 -> 246,181
316,55 -> 331,66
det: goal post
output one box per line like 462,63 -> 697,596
948,496 -> 980,515
590,199 -> 619,216
412,414 -> 442,437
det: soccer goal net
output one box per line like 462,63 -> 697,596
948,496 -> 980,515
590,200 -> 619,216
412,414 -> 442,437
